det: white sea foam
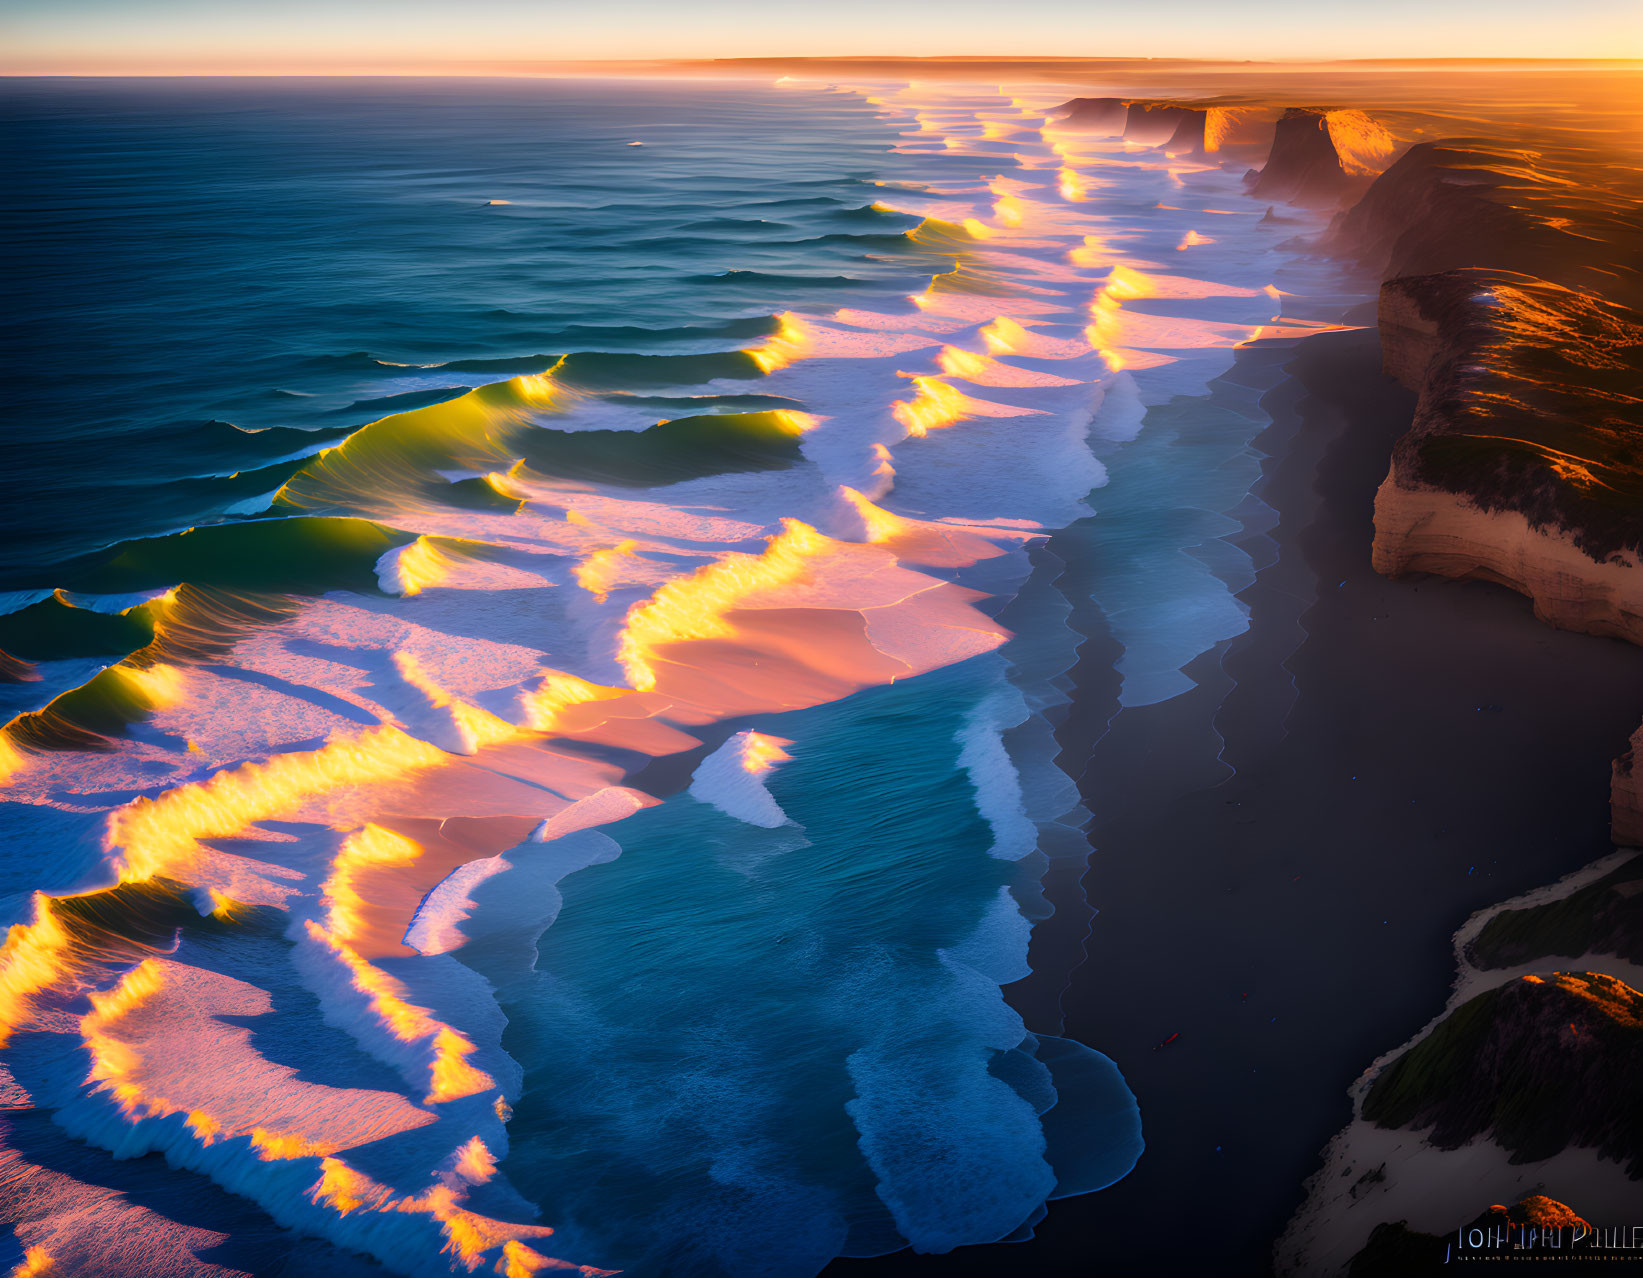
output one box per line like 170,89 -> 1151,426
939,886 -> 1034,986
403,855 -> 510,955
955,686 -> 1037,860
689,730 -> 795,828
0,76 -> 1363,1276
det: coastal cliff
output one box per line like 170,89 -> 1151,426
1308,146 -> 1643,1271
1052,96 -> 1197,144
1277,851 -> 1643,1276
1249,107 -> 1354,206
1315,137 -> 1643,642
1371,486 -> 1643,641
1121,99 -> 1194,145
1367,268 -> 1643,642
1315,135 -> 1643,641
1052,95 -> 1128,132
1052,96 -> 1275,157
1612,724 -> 1643,847
1331,141 -> 1643,305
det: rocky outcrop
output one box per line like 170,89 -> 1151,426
1375,275 -> 1443,386
1050,116 -> 1643,644
1369,269 -> 1643,643
1051,96 -> 1128,133
1465,852 -> 1643,967
1331,142 -> 1643,307
1122,100 -> 1193,146
1338,141 -> 1643,646
1372,487 -> 1643,641
1361,971 -> 1643,1175
1249,107 -> 1355,206
1162,109 -> 1208,156
1050,97 -> 1198,146
1278,851 -> 1643,1277
1051,98 -> 1273,158
1613,725 -> 1643,847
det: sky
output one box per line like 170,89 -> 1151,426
1,0 -> 1640,72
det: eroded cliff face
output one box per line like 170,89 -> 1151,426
1337,139 -> 1643,644
1052,95 -> 1129,133
1333,142 -> 1643,307
1612,724 -> 1643,848
1278,121 -> 1643,1278
1051,96 -> 1275,157
1249,107 -> 1355,206
1121,100 -> 1194,145
1052,96 -> 1196,143
1371,488 -> 1643,641
1369,268 -> 1643,642
1161,108 -> 1208,156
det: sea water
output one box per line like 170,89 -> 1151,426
0,75 -> 1357,1276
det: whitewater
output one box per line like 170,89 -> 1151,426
0,76 -> 1361,1275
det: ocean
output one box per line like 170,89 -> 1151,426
0,76 -> 1359,1275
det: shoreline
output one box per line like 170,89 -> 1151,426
827,323 -> 1643,1276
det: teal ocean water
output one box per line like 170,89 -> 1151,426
0,76 -> 1357,1275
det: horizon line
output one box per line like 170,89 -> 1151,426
5,54 -> 1641,79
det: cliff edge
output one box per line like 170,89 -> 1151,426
1370,269 -> 1643,642
1249,107 -> 1355,206
1332,141 -> 1643,306
1612,724 -> 1643,847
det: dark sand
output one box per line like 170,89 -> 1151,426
827,326 -> 1643,1276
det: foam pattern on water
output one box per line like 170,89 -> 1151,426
0,76 -> 1361,1275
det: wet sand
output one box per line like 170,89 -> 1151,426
828,325 -> 1643,1276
